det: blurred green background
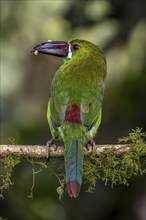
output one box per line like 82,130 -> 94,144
0,0 -> 146,220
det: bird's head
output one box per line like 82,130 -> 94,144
31,39 -> 107,78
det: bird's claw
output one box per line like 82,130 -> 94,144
84,139 -> 95,152
46,138 -> 56,161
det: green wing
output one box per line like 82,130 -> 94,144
47,71 -> 71,139
80,82 -> 104,126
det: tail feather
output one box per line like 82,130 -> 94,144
64,139 -> 83,198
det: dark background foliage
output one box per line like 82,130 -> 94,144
0,0 -> 146,220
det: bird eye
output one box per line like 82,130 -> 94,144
72,44 -> 80,51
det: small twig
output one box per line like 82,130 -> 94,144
0,144 -> 138,158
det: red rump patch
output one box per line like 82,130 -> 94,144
65,104 -> 81,124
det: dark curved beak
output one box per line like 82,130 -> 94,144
31,41 -> 69,58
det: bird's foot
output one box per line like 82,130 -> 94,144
46,138 -> 56,161
84,139 -> 95,152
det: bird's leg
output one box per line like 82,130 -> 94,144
46,138 -> 56,161
84,139 -> 95,152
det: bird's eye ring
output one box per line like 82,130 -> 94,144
72,44 -> 80,51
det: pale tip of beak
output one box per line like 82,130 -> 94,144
33,50 -> 38,55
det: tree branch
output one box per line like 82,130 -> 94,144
0,144 -> 135,159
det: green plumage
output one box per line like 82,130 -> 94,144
32,39 -> 107,198
47,39 -> 106,197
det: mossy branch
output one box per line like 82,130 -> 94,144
0,128 -> 146,199
0,144 -> 140,158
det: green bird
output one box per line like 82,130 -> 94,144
31,39 -> 107,198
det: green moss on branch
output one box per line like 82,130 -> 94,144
83,127 -> 146,192
0,156 -> 21,198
